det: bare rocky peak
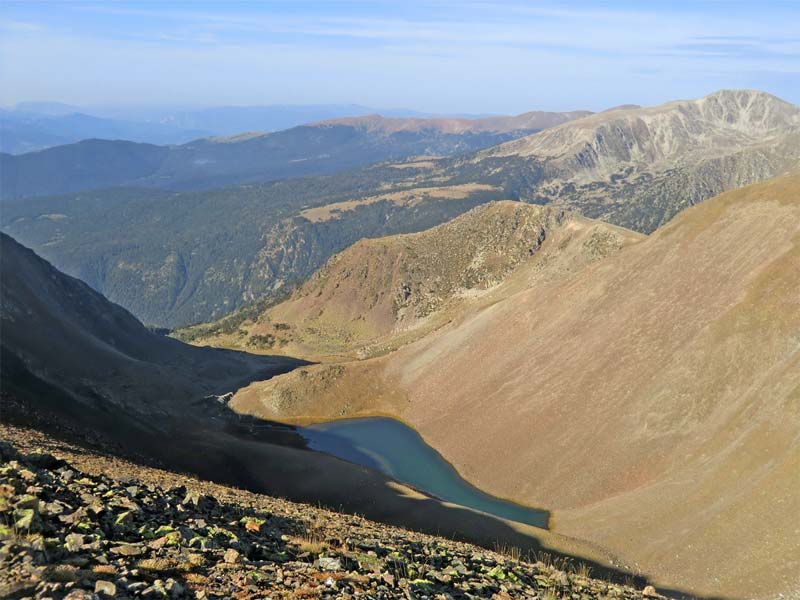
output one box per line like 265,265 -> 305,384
482,89 -> 800,177
695,89 -> 800,131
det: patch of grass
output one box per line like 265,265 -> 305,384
350,551 -> 381,565
571,562 -> 592,578
493,542 -> 526,562
298,538 -> 328,555
186,553 -> 206,567
44,564 -> 80,582
183,573 -> 209,586
291,521 -> 328,556
534,551 -> 573,573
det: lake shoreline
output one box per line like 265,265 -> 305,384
297,415 -> 551,529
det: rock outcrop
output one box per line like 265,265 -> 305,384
449,89 -> 800,232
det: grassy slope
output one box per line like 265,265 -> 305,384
188,202 -> 642,361
227,174 -> 800,599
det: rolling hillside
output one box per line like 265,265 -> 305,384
0,108 -> 210,154
316,109 -> 592,135
1,175 -> 504,327
0,233 -> 629,578
226,174 -> 800,599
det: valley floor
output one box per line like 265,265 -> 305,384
0,424 -> 669,600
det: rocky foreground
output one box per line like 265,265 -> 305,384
0,426 -> 660,600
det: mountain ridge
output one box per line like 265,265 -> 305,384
430,89 -> 800,232
3,89 -> 797,328
0,108 -> 590,200
483,89 -> 799,165
225,173 -> 800,599
180,202 -> 643,359
311,110 -> 594,135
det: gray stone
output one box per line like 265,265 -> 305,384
95,580 -> 117,596
318,557 -> 341,571
111,543 -> 145,557
223,548 -> 241,564
64,591 -> 99,600
64,533 -> 85,552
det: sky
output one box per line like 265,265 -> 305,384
1,1 -> 799,114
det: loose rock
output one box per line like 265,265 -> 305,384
0,429 -> 663,600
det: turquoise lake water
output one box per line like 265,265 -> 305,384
300,416 -> 549,528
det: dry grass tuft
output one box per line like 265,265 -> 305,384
493,542 -> 526,562
291,521 -> 328,556
44,564 -> 80,582
91,564 -> 117,576
137,557 -> 181,573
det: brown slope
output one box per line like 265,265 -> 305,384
314,110 -> 593,135
0,234 -> 649,579
261,202 -> 569,356
230,174 -> 800,599
193,202 -> 641,360
390,174 -> 800,599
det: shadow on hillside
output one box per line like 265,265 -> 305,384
2,436 -> 728,600
2,349 -> 727,600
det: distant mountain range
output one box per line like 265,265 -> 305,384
2,90 -> 797,329
315,110 -> 592,134
0,109 -> 211,154
0,101 -> 488,154
442,89 -> 800,232
0,109 -> 590,199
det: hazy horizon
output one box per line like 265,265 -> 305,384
1,1 -> 798,115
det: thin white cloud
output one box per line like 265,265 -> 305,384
0,19 -> 47,33
1,2 -> 798,111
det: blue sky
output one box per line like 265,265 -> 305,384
1,1 -> 798,114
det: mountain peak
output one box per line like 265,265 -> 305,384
695,88 -> 800,130
702,88 -> 788,105
482,89 -> 800,172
